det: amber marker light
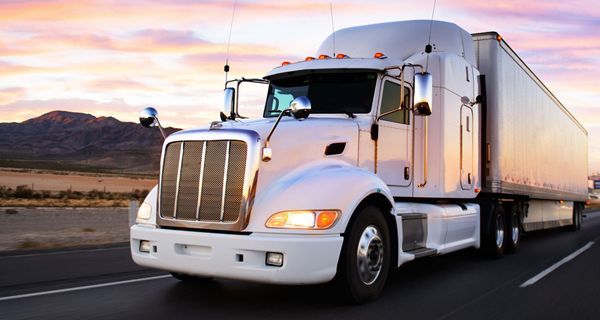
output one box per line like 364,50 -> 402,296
281,61 -> 291,66
335,53 -> 349,59
496,34 -> 502,42
305,56 -> 315,61
266,210 -> 340,229
374,52 -> 387,59
318,54 -> 331,59
316,211 -> 339,229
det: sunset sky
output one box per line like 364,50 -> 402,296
0,0 -> 598,173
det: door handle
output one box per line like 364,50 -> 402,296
404,166 -> 410,180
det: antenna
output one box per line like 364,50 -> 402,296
425,0 -> 437,72
224,0 -> 238,85
329,2 -> 336,56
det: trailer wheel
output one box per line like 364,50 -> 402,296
338,205 -> 391,304
483,203 -> 505,257
570,203 -> 583,231
170,272 -> 213,283
504,203 -> 520,254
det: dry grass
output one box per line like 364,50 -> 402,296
1,198 -> 129,207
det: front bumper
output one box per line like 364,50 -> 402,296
131,225 -> 344,285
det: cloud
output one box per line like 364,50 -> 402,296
0,87 -> 26,104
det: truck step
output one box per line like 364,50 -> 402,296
405,247 -> 437,258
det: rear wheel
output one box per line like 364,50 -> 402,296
482,203 -> 506,258
570,203 -> 583,231
504,203 -> 521,254
338,205 -> 391,304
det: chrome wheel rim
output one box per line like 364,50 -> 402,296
356,225 -> 384,285
496,213 -> 505,249
511,212 -> 519,245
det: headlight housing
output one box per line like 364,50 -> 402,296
266,210 -> 340,229
136,202 -> 152,221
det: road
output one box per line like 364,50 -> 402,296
1,210 -> 599,320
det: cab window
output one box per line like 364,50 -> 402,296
379,80 -> 411,124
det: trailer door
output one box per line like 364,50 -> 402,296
376,78 -> 413,194
460,105 -> 474,190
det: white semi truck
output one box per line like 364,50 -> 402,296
131,20 -> 588,303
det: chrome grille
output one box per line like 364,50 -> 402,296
160,140 -> 248,223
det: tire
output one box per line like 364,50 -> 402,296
482,203 -> 506,258
570,203 -> 582,231
338,205 -> 391,304
170,272 -> 213,283
504,203 -> 521,254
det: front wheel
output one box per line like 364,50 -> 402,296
338,205 -> 391,304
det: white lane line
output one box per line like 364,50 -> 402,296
0,275 -> 171,302
520,241 -> 595,288
0,246 -> 129,259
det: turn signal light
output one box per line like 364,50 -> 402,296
335,53 -> 349,59
318,54 -> 331,59
305,56 -> 315,61
316,211 -> 338,228
374,52 -> 387,59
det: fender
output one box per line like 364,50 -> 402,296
245,159 -> 394,234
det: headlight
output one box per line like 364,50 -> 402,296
266,210 -> 340,229
137,202 -> 152,220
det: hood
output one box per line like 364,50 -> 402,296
168,116 -> 361,194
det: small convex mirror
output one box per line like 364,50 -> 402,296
139,107 -> 159,127
223,87 -> 235,118
289,96 -> 311,120
414,72 -> 433,116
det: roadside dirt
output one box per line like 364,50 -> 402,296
0,207 -> 130,252
0,170 -> 156,192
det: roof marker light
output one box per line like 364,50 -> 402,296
496,34 -> 502,42
335,53 -> 349,59
318,54 -> 331,60
374,52 -> 387,59
281,61 -> 291,66
305,56 -> 315,61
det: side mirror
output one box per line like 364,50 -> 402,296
139,107 -> 159,127
139,106 -> 166,138
289,96 -> 311,120
414,72 -> 433,116
223,87 -> 236,120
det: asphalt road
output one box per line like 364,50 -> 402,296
1,210 -> 599,320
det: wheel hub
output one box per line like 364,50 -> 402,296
356,225 -> 384,285
496,213 -> 505,249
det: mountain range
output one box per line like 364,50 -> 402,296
0,111 -> 180,174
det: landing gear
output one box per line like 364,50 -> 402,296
338,205 -> 391,304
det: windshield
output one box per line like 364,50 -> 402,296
264,71 -> 377,117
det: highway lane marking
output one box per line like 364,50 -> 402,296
0,275 -> 171,302
520,241 -> 595,288
0,246 -> 129,259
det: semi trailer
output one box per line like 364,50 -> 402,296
131,20 -> 588,303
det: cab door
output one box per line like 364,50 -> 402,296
460,105 -> 474,190
376,77 -> 413,196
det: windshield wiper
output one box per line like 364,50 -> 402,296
345,112 -> 356,119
